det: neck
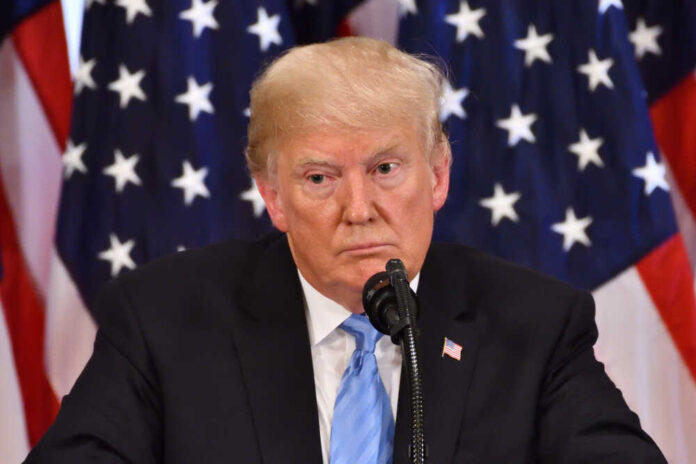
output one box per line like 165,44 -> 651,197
296,269 -> 365,314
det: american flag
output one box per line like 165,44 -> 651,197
393,0 -> 696,461
61,0 -> 297,314
0,0 -> 69,460
1,0 -> 695,462
442,337 -> 463,361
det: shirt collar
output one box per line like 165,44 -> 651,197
298,269 -> 420,347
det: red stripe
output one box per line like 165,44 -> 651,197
636,234 -> 696,382
11,1 -> 72,151
0,174 -> 60,446
649,74 -> 696,219
337,18 -> 355,37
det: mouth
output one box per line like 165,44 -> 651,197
341,243 -> 394,256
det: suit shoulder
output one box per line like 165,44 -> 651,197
120,237 -> 260,287
426,243 -> 596,360
428,242 -> 588,310
93,233 -> 285,322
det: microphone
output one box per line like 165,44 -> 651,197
362,259 -> 427,464
362,261 -> 419,344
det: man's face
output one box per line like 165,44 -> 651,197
257,124 -> 450,312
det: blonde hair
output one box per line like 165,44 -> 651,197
245,36 -> 451,177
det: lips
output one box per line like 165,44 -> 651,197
341,242 -> 393,255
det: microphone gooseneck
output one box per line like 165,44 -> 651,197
363,259 -> 427,464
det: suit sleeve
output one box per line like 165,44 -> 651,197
24,279 -> 162,463
536,290 -> 667,463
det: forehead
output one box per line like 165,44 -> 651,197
277,124 -> 424,166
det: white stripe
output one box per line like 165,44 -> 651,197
0,303 -> 31,463
593,266 -> 696,464
60,0 -> 86,76
0,31 -> 96,401
0,39 -> 63,298
45,250 -> 97,398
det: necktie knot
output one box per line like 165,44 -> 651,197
340,313 -> 383,353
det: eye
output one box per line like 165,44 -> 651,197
376,162 -> 398,175
308,174 -> 325,184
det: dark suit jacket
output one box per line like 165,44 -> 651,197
25,233 -> 665,463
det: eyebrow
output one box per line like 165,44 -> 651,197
364,142 -> 402,166
294,140 -> 403,171
295,158 -> 341,170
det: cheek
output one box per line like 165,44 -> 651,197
284,192 -> 339,240
400,173 -> 436,216
395,175 -> 435,273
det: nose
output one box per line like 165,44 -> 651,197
340,171 -> 376,225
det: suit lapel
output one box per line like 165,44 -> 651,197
232,236 -> 323,464
393,245 -> 481,464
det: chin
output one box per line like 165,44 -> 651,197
331,252 -> 414,293
352,256 -> 400,285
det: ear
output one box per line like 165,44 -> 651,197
430,142 -> 451,212
256,175 -> 289,232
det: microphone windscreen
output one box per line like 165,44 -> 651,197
362,271 -> 393,335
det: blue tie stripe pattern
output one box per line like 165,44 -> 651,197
330,314 -> 394,464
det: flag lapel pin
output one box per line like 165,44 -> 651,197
442,337 -> 462,361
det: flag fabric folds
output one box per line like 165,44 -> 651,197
628,0 -> 696,268
0,0 -> 71,461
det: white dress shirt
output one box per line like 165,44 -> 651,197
298,270 -> 419,464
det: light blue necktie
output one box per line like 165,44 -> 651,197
329,313 -> 394,464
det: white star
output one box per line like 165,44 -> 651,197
175,77 -> 214,121
551,208 -> 593,252
240,178 -> 266,218
177,244 -> 187,252
63,139 -> 88,179
568,129 -> 604,171
171,160 -> 210,205
479,183 -> 521,226
598,0 -> 623,14
439,81 -> 469,121
514,25 -> 554,67
103,149 -> 142,193
108,64 -> 147,109
632,152 -> 669,195
98,233 -> 136,277
74,56 -> 97,95
577,49 -> 614,92
247,7 -> 283,52
243,107 -> 251,118
115,0 -> 152,24
179,0 -> 219,38
397,0 -> 418,16
445,1 -> 486,43
85,0 -> 106,10
629,18 -> 663,60
495,104 -> 538,146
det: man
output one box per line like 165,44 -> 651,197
26,37 -> 665,463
